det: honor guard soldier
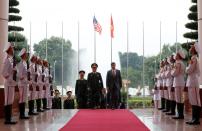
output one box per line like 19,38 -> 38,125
171,50 -> 185,119
75,70 -> 88,109
36,58 -> 44,112
18,48 -> 30,119
1,43 -> 17,124
48,72 -> 53,109
166,55 -> 176,116
162,58 -> 170,112
157,61 -> 165,110
87,63 -> 104,109
28,55 -> 38,115
43,60 -> 50,110
186,43 -> 201,125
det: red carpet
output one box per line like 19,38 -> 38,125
60,109 -> 150,131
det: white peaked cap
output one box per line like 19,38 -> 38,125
177,50 -> 185,59
18,48 -> 27,57
194,42 -> 200,53
3,42 -> 14,52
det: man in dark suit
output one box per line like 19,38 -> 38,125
87,63 -> 104,109
106,62 -> 122,109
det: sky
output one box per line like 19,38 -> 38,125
18,0 -> 191,57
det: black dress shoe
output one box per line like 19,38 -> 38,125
158,108 -> 163,110
172,116 -> 184,119
28,112 -> 38,115
37,109 -> 44,112
162,109 -> 169,112
20,116 -> 30,119
166,112 -> 175,115
4,121 -> 17,124
43,107 -> 50,110
186,120 -> 200,125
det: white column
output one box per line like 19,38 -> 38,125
198,0 -> 202,87
0,0 -> 9,86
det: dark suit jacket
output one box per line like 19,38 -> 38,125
106,69 -> 122,90
87,72 -> 104,93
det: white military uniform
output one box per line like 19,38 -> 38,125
156,72 -> 162,93
171,60 -> 185,103
18,60 -> 28,103
159,68 -> 164,98
37,65 -> 44,99
165,64 -> 175,101
47,75 -> 53,108
153,81 -> 160,101
1,56 -> 17,105
186,55 -> 201,106
29,62 -> 37,101
44,67 -> 50,99
163,66 -> 169,99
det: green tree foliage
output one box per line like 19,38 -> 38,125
33,36 -> 77,87
119,43 -> 183,90
182,0 -> 198,51
8,0 -> 26,56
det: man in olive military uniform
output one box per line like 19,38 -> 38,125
75,70 -> 88,109
52,89 -> 62,109
87,63 -> 104,109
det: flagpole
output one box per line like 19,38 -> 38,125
29,22 -> 32,55
111,15 -> 113,63
94,29 -> 96,63
142,22 -> 145,108
175,21 -> 178,53
46,21 -> 48,60
78,21 -> 80,78
126,22 -> 129,109
111,36 -> 112,63
61,21 -> 64,108
160,21 -> 162,62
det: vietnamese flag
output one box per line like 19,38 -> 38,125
110,15 -> 114,38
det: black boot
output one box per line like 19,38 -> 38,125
163,99 -> 170,112
173,103 -> 184,119
42,98 -> 50,110
36,99 -> 44,112
28,100 -> 38,115
195,106 -> 201,125
158,98 -> 165,110
186,105 -> 197,125
189,106 -> 200,125
166,100 -> 176,115
4,105 -> 17,124
19,103 -> 29,119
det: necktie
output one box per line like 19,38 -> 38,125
112,70 -> 115,77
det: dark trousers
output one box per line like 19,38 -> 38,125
91,92 -> 101,108
109,87 -> 119,109
77,97 -> 87,109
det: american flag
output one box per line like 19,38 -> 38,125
93,16 -> 102,34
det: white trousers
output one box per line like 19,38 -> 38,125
19,86 -> 28,103
175,87 -> 184,103
168,86 -> 175,101
29,85 -> 37,101
163,87 -> 169,99
4,86 -> 15,105
188,87 -> 201,106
